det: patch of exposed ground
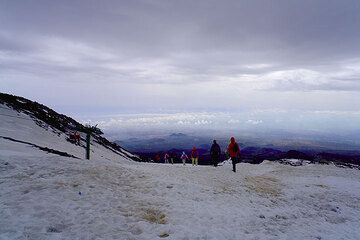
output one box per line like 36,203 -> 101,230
245,175 -> 282,197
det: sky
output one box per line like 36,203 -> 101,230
1,0 -> 360,135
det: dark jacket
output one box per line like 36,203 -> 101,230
210,143 -> 221,157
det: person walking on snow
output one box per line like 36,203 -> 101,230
164,153 -> 170,164
170,152 -> 177,164
227,137 -> 240,172
180,151 -> 189,165
191,147 -> 199,166
210,140 -> 221,167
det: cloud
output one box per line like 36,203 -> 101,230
1,30 -> 360,92
82,110 -> 360,138
194,119 -> 212,125
90,112 -> 217,131
0,34 -> 119,82
228,119 -> 240,124
230,64 -> 360,91
246,119 -> 263,125
312,110 -> 360,115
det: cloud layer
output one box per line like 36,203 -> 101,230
84,110 -> 360,139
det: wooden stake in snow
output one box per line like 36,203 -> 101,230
86,132 -> 91,160
84,124 -> 100,160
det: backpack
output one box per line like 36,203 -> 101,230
232,143 -> 239,153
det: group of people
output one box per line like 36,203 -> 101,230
69,131 -> 81,145
162,149 -> 200,166
160,137 -> 241,172
180,147 -> 199,166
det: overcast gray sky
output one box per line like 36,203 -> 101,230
1,0 -> 360,132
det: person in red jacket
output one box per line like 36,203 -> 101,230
191,147 -> 199,166
227,137 -> 240,172
74,131 -> 81,145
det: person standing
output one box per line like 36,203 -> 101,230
227,137 -> 240,172
210,140 -> 221,167
191,147 -> 199,166
170,152 -> 176,164
74,131 -> 81,145
180,151 -> 189,165
164,153 -> 170,164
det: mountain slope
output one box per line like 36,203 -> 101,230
0,93 -> 139,161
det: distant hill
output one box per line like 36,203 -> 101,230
169,133 -> 187,137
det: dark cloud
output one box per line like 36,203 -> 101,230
1,0 -> 360,115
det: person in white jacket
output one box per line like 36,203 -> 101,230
164,153 -> 170,164
180,151 -> 189,165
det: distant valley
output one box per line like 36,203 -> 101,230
115,132 -> 360,168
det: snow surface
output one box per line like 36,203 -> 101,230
1,105 -> 360,239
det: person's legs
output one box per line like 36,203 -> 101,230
213,156 -> 219,167
171,158 -> 174,164
183,159 -> 186,165
231,157 -> 236,172
192,158 -> 195,166
195,158 -> 198,166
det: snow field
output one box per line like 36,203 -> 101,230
2,142 -> 360,239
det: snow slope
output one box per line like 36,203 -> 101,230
1,104 -> 360,239
0,100 -> 137,161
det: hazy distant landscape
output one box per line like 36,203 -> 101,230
111,128 -> 360,167
114,130 -> 360,153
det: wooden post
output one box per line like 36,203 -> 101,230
86,132 -> 91,160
